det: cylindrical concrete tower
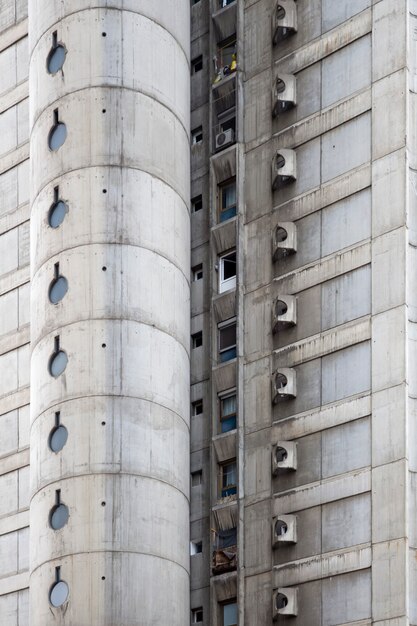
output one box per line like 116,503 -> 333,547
28,2 -> 190,624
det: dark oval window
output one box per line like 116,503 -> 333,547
50,503 -> 69,530
47,45 -> 66,74
275,446 -> 288,463
275,300 -> 288,316
276,77 -> 286,94
49,122 -> 67,151
48,200 -> 67,228
49,350 -> 68,377
275,226 -> 288,243
276,153 -> 286,170
276,592 -> 288,610
275,373 -> 288,389
276,5 -> 286,20
275,519 -> 288,536
49,425 -> 68,452
49,580 -> 69,607
49,276 -> 68,304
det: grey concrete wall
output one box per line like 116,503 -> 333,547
28,2 -> 190,625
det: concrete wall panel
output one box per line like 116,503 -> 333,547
322,341 -> 371,404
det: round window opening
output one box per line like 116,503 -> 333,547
47,45 -> 66,74
49,580 -> 69,608
275,373 -> 288,389
275,519 -> 288,536
276,300 -> 288,316
275,226 -> 288,243
49,350 -> 68,377
48,122 -> 67,151
49,276 -> 68,304
48,200 -> 67,228
275,446 -> 288,463
276,78 -> 286,94
276,154 -> 286,170
276,592 -> 288,610
276,5 -> 286,20
49,425 -> 68,453
50,503 -> 69,530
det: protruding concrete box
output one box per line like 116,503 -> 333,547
29,2 -> 190,624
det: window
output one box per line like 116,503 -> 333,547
219,0 -> 235,7
219,250 -> 236,293
192,0 -> 201,4
192,194 -> 203,212
192,264 -> 203,281
218,527 -> 237,549
222,601 -> 237,626
47,32 -> 66,74
48,186 -> 68,228
218,319 -> 236,363
216,36 -> 236,72
191,55 -> 203,74
219,391 -> 237,432
219,460 -> 237,497
192,331 -> 203,348
191,470 -> 202,486
192,400 -> 203,416
190,540 -> 203,555
219,178 -> 236,222
192,126 -> 203,144
192,607 -> 203,623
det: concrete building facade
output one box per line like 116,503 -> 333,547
0,0 -> 416,624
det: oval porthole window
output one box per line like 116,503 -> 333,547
276,5 -> 286,20
49,350 -> 68,377
49,276 -> 68,304
50,503 -> 69,530
48,200 -> 67,228
275,373 -> 288,389
275,592 -> 288,610
275,519 -> 288,536
47,44 -> 66,74
276,77 -> 286,94
49,580 -> 69,607
276,153 -> 286,170
49,425 -> 68,452
275,299 -> 288,317
275,226 -> 288,243
275,446 -> 288,463
48,122 -> 67,151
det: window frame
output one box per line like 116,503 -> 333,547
218,177 -> 237,222
192,263 -> 203,281
191,55 -> 203,74
192,331 -> 203,348
221,600 -> 238,626
219,249 -> 236,293
219,389 -> 237,433
191,194 -> 203,212
219,459 -> 237,498
191,607 -> 204,623
192,400 -> 203,416
218,318 -> 236,363
192,126 -> 203,144
191,470 -> 203,487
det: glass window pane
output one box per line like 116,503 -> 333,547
49,581 -> 69,607
49,276 -> 68,304
48,200 -> 67,228
221,394 -> 236,416
50,504 -> 69,530
49,122 -> 67,151
222,253 -> 236,280
221,415 -> 236,432
220,324 -> 236,350
50,350 -> 68,377
47,45 -> 66,74
49,425 -> 68,452
223,602 -> 237,626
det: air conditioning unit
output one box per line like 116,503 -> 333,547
272,0 -> 297,46
272,222 -> 297,260
273,588 -> 298,620
216,128 -> 235,151
271,368 -> 296,403
272,74 -> 297,117
272,514 -> 297,546
272,441 -> 297,474
271,149 -> 296,191
272,295 -> 297,333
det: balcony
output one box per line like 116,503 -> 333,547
212,544 -> 237,575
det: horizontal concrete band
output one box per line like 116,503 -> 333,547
0,81 -> 28,116
0,203 -> 29,237
0,324 -> 29,358
0,18 -> 28,53
274,240 -> 370,294
273,543 -> 371,586
0,388 -> 29,417
272,163 -> 371,223
274,316 -> 371,367
0,571 -> 28,596
0,509 -> 28,536
0,143 -> 28,176
273,467 -> 370,514
274,9 -> 371,75
273,393 -> 371,440
0,448 -> 29,477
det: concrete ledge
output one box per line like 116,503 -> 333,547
274,316 -> 371,367
0,203 -> 29,237
275,10 -> 371,74
0,19 -> 28,54
274,241 -> 370,294
275,89 -> 371,150
0,324 -> 30,358
0,448 -> 29,477
0,387 -> 30,416
273,163 -> 371,222
273,467 -> 370,513
272,393 -> 371,440
0,82 -> 28,116
273,543 -> 371,586
0,509 -> 28,536
0,265 -> 30,297
0,143 -> 29,176
0,571 -> 29,596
